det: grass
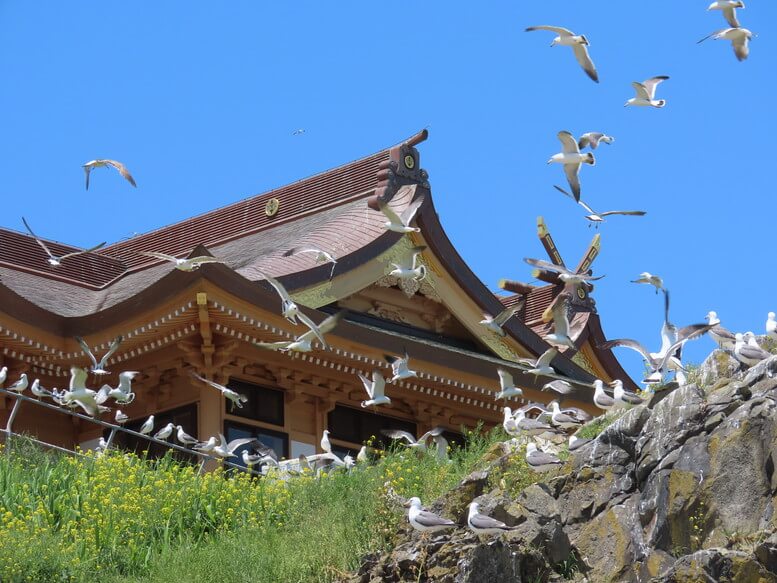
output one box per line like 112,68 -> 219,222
0,427 -> 507,583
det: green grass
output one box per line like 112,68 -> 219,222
0,427 -> 508,583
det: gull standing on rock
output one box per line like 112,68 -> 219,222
766,312 -> 777,342
707,1 -> 745,28
467,502 -> 518,536
625,76 -> 670,108
406,497 -> 457,533
82,159 -> 136,190
734,333 -> 771,367
525,442 -> 563,472
549,401 -> 583,429
578,132 -> 615,150
698,28 -> 753,62
706,311 -> 736,350
592,379 -> 615,412
495,369 -> 523,401
611,379 -> 645,409
139,251 -> 224,272
525,26 -> 599,83
22,217 -> 106,267
547,130 -> 595,201
359,370 -> 391,408
568,435 -> 593,452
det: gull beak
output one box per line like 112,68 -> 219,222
402,500 -> 412,508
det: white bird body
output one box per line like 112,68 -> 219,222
707,1 -> 745,28
547,131 -> 595,203
626,76 -> 670,108
578,132 -> 615,150
495,369 -> 523,400
550,401 -> 582,429
480,304 -> 522,336
525,442 -> 563,472
0,367 -> 6,386
154,422 -> 175,441
698,27 -> 753,61
212,433 -> 257,459
194,436 -> 218,453
139,415 -> 155,435
767,312 -> 777,342
568,435 -> 592,452
502,407 -> 519,436
592,379 -> 615,411
320,429 -> 332,454
521,347 -> 559,377
190,372 -> 248,410
6,373 -> 29,394
612,379 -> 644,409
632,272 -> 664,292
254,311 -> 345,353
30,378 -> 53,399
176,425 -> 199,446
525,25 -> 599,83
140,251 -> 223,272
115,410 -> 129,424
406,497 -> 456,533
389,246 -> 427,282
384,350 -> 417,382
359,370 -> 390,408
75,335 -> 123,375
82,159 -> 136,190
377,193 -> 425,233
467,502 -> 517,536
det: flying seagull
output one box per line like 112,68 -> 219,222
553,185 -> 646,227
706,311 -> 736,349
377,193 -> 425,233
381,426 -> 446,453
22,217 -> 106,267
139,251 -> 224,272
707,1 -> 745,28
625,76 -> 670,108
283,247 -> 337,279
82,159 -> 136,190
406,497 -> 457,533
631,272 -> 664,293
292,128 -> 306,135
525,442 -> 563,472
189,371 -> 248,411
518,347 -> 559,377
543,293 -> 577,350
698,28 -> 753,62
525,26 -> 599,83
96,371 -> 139,404
359,370 -> 391,408
467,502 -> 518,536
75,335 -> 123,375
542,379 -> 574,395
253,310 -> 345,353
255,271 -> 330,345
495,368 -> 523,400
578,132 -> 615,150
480,303 -> 523,336
547,130 -> 595,201
524,257 -> 602,285
212,433 -> 259,459
389,246 -> 427,282
384,349 -> 417,382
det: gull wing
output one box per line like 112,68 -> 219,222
722,6 -> 741,28
493,304 -> 522,325
296,311 -> 327,346
75,336 -> 99,369
69,366 -> 88,390
524,257 -> 575,277
105,160 -> 137,187
97,335 -> 123,369
256,271 -> 293,303
525,25 -> 575,37
296,310 -> 345,345
188,256 -> 224,267
84,166 -> 92,190
399,194 -> 426,226
226,437 -> 259,453
21,217 -> 55,259
552,185 -> 595,214
557,130 -> 580,154
377,198 -> 403,226
572,44 -> 599,83
410,246 -> 426,269
655,324 -> 715,372
418,426 -> 446,444
578,132 -> 602,150
642,76 -> 669,99
253,340 -> 293,351
190,371 -> 228,394
497,368 -> 514,390
597,210 -> 647,217
527,450 -> 562,466
599,338 -> 654,362
632,81 -> 651,100
140,251 -> 179,262
731,33 -> 750,61
415,509 -> 455,528
536,347 -> 559,369
370,371 -> 386,398
358,372 -> 375,399
470,512 -> 511,531
564,163 -> 582,201
381,429 -> 417,444
58,241 -> 107,260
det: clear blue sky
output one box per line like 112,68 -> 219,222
0,2 -> 774,381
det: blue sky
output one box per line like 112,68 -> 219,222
0,2 -> 774,381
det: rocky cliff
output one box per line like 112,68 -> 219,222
347,350 -> 777,582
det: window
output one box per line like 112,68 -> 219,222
226,378 -> 284,426
109,403 -> 198,461
327,405 -> 416,451
223,420 -> 288,469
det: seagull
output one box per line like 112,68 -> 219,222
480,303 -> 522,336
547,130 -> 595,201
377,194 -> 425,233
320,429 -> 332,454
568,435 -> 593,452
631,272 -> 664,293
356,446 -> 371,465
381,427 -> 446,453
734,333 -> 771,366
625,76 -> 670,108
495,369 -> 523,400
578,132 -> 615,150
0,367 -> 6,387
139,251 -> 224,272
542,379 -> 574,395
6,373 -> 28,394
384,349 -> 417,382
154,422 -> 175,441
82,159 -> 136,190
22,217 -> 106,267
707,1 -> 745,28
405,497 -> 457,533
97,371 -> 139,404
139,415 -> 155,436
176,425 -> 199,447
592,379 -> 615,411
553,185 -> 646,227
255,271 -> 330,345
389,246 -> 427,281
502,407 -> 520,436
514,409 -> 559,436
292,128 -> 306,135
75,335 -> 123,375
241,449 -> 265,471
525,442 -> 563,472
744,331 -> 761,348
706,311 -> 737,349
253,310 -> 345,353
525,26 -> 599,83
543,293 -> 577,350
611,379 -> 645,409
189,372 -> 248,411
548,401 -> 583,429
698,28 -> 753,62
518,347 -> 559,378
194,436 -> 218,453
467,502 -> 518,536
211,433 -> 259,459
115,410 -> 129,424
30,379 -> 54,399
524,258 -> 602,285
283,247 -> 337,279
767,312 -> 777,342
359,370 -> 391,408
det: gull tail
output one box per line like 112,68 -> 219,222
585,153 -> 596,166
654,100 -> 667,108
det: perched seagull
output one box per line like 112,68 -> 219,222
744,331 -> 761,348
698,28 -> 753,62
405,497 -> 457,533
611,379 -> 645,409
525,26 -> 599,82
384,349 -> 417,382
631,272 -> 664,293
480,303 -> 522,336
6,373 -> 29,394
553,185 -> 646,227
524,257 -> 603,285
568,435 -> 593,452
514,409 -> 559,436
518,347 -> 559,377
734,333 -> 771,367
381,427 -> 446,453
467,502 -> 518,536
139,415 -> 155,436
115,410 -> 129,424
359,370 -> 391,408
389,246 -> 427,281
578,132 -> 615,150
625,76 -> 670,108
75,335 -> 123,375
212,433 -> 258,459
705,311 -> 737,350
525,442 -> 563,472
592,379 -> 615,411
377,194 -> 425,233
283,247 -> 337,279
547,130 -> 595,201
154,422 -> 175,441
139,251 -> 224,272
22,217 -> 106,267
194,436 -> 218,453
253,310 -> 345,353
30,379 -> 54,399
0,367 -> 6,386
495,369 -> 523,401
707,1 -> 745,28
356,445 -> 371,465
502,407 -> 520,436
320,429 -> 332,454
189,372 -> 248,411
543,293 -> 577,350
176,425 -> 199,447
549,401 -> 583,429
767,312 -> 777,342
82,159 -> 136,190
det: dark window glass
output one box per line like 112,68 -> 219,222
327,405 -> 416,450
109,403 -> 198,462
223,420 -> 288,470
226,379 -> 284,426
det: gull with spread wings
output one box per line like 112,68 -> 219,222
547,131 -> 595,201
479,302 -> 522,336
625,76 -> 670,108
283,246 -> 338,279
82,159 -> 136,190
75,335 -> 123,375
525,25 -> 599,83
190,371 -> 248,411
255,271 -> 327,346
524,257 -> 603,286
377,192 -> 425,233
22,217 -> 105,267
698,27 -> 753,62
253,310 -> 345,353
553,185 -> 646,227
358,370 -> 390,408
140,251 -> 224,272
389,246 -> 427,281
707,1 -> 745,28
578,132 -> 615,150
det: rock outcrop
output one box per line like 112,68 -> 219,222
347,351 -> 777,582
